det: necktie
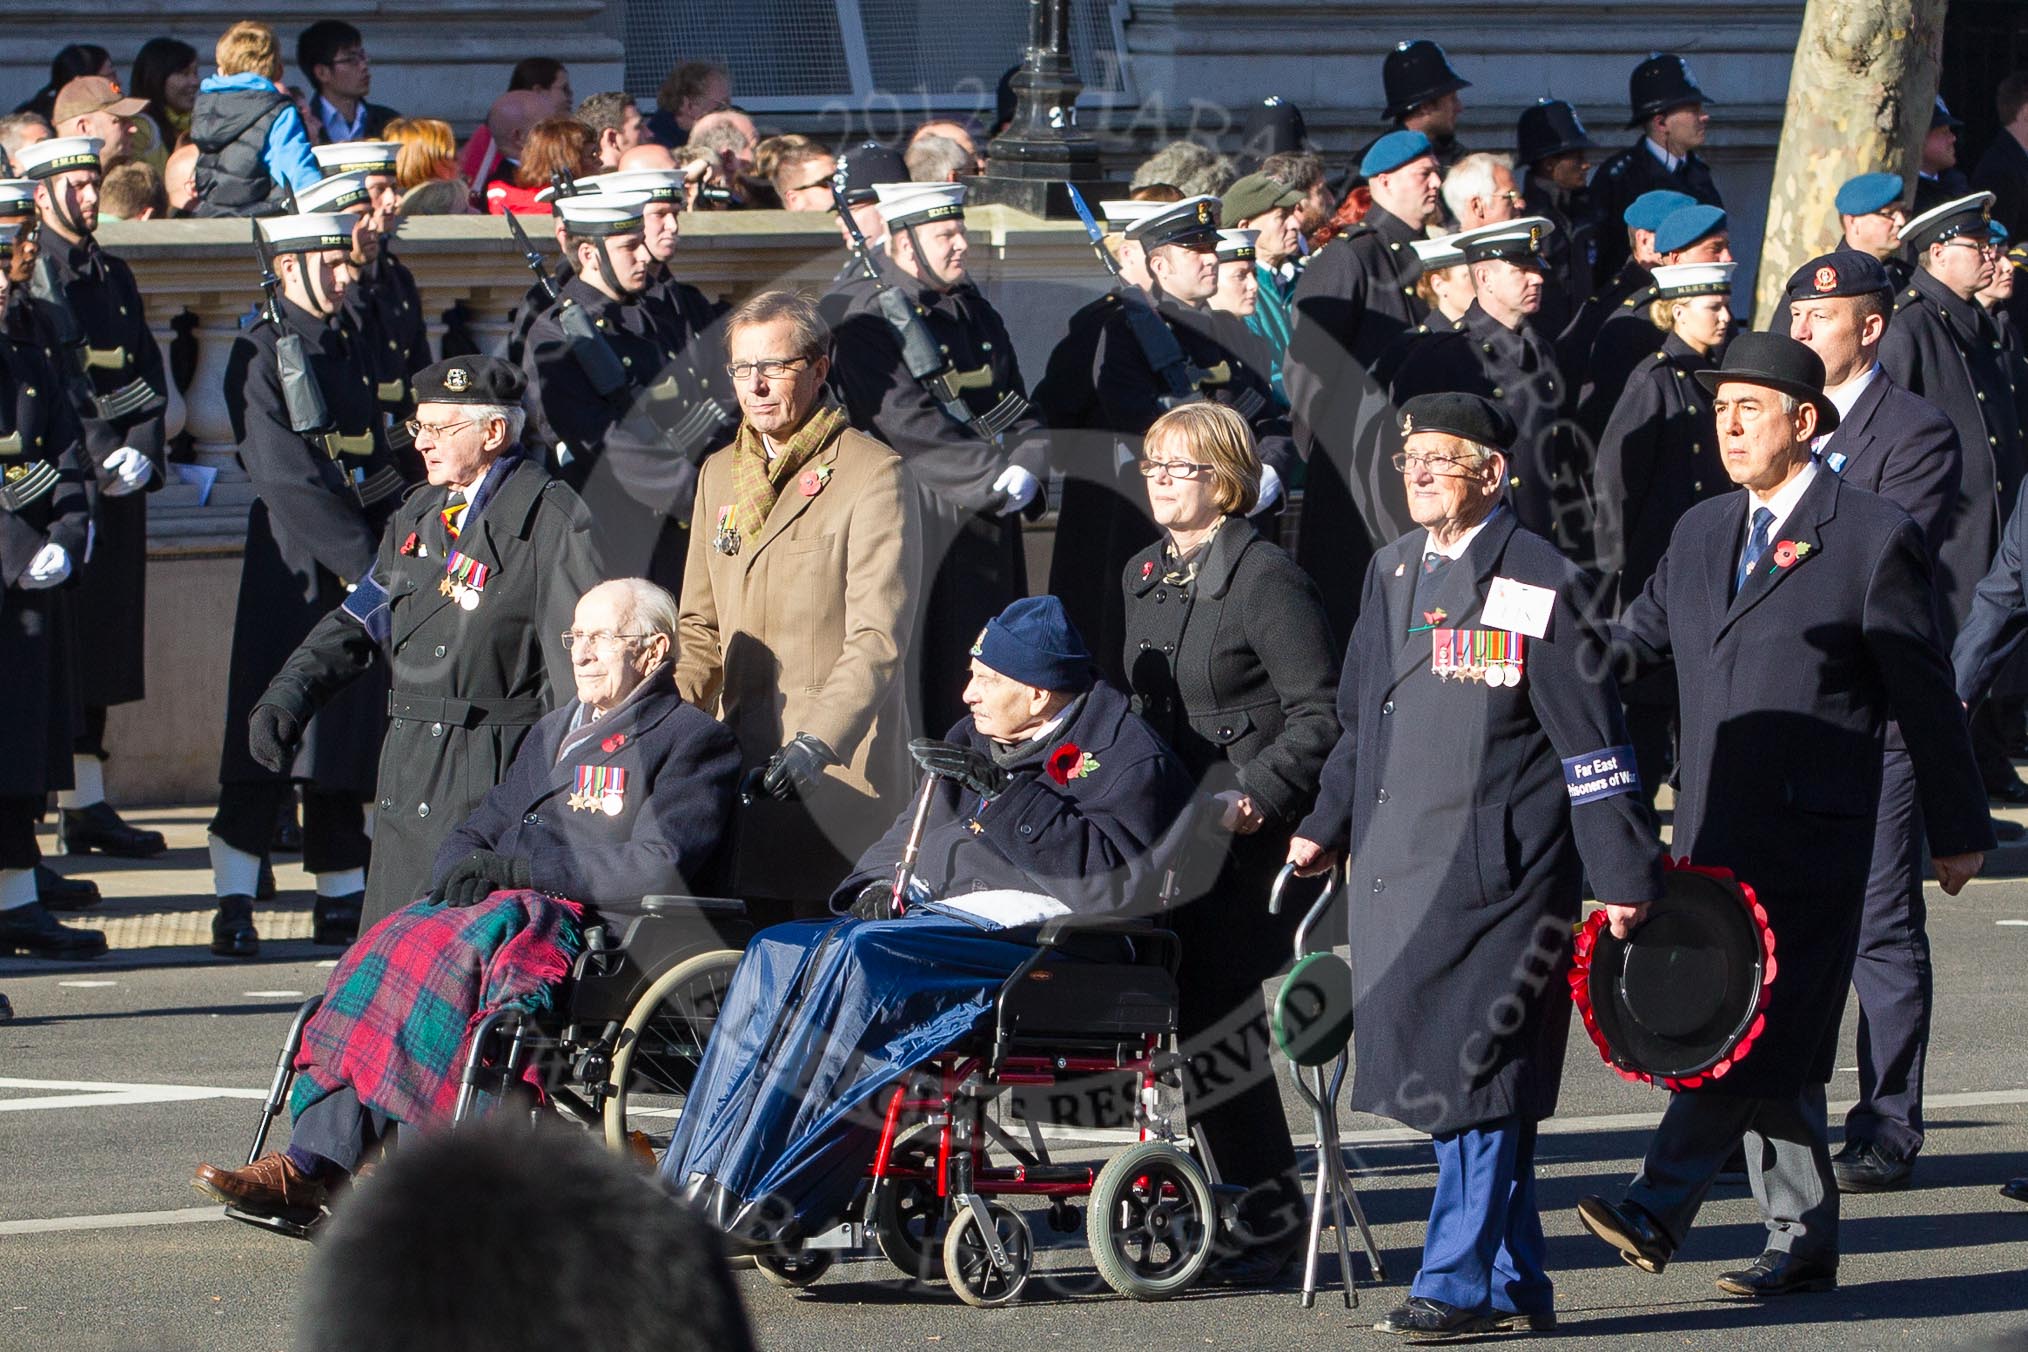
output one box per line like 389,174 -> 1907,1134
1735,505 -> 1774,596
441,493 -> 467,543
1411,551 -> 1452,630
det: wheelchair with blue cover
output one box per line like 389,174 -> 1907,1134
728,911 -> 1245,1308
224,892 -> 753,1238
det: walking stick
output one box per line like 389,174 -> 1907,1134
888,773 -> 939,916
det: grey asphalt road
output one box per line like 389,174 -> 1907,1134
2,876 -> 2025,1352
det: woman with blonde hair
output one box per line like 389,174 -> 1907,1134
1119,399 -> 1341,1284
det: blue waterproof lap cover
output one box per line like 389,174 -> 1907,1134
660,913 -> 1038,1235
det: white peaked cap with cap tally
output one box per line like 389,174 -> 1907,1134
12,136 -> 102,180
872,181 -> 967,227
576,169 -> 686,202
1411,231 -> 1468,271
554,190 -> 654,234
1454,214 -> 1557,264
296,170 -> 373,214
1214,228 -> 1260,263
1100,199 -> 1167,232
1651,261 -> 1735,298
311,141 -> 399,175
260,213 -> 361,254
0,179 -> 34,213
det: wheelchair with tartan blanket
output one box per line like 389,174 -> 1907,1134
222,891 -> 753,1238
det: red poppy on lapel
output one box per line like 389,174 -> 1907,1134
1141,560 -> 1156,581
399,531 -> 419,556
1769,540 -> 1814,574
798,465 -> 832,497
601,733 -> 626,754
1045,742 -> 1099,785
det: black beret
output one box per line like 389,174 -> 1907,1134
412,356 -> 525,406
1784,251 -> 1891,302
1398,392 -> 1517,450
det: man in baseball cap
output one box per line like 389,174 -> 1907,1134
51,77 -> 146,167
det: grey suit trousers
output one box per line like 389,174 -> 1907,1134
1625,1082 -> 1839,1263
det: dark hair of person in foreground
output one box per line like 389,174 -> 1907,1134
294,1123 -> 757,1352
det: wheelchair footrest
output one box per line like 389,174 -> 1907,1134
223,1203 -> 321,1241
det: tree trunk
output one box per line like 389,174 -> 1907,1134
1753,0 -> 1949,325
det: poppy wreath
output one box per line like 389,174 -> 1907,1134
1567,856 -> 1778,1090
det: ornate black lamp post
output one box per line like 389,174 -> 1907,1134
968,0 -> 1110,216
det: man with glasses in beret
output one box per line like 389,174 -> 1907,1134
13,135 -> 171,863
245,354 -> 604,934
1581,332 -> 1989,1299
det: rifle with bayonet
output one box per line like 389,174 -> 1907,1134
1063,183 -> 1205,410
505,208 -> 628,400
831,178 -> 1025,443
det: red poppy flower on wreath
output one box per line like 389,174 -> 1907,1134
601,733 -> 626,754
1045,742 -> 1100,785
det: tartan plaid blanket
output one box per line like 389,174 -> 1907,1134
289,890 -> 585,1128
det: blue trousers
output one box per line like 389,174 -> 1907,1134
1409,1116 -> 1551,1316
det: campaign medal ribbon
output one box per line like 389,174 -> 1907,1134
713,505 -> 741,556
570,764 -> 628,816
437,550 -> 491,611
1430,628 -> 1528,686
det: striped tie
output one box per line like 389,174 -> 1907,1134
441,495 -> 467,541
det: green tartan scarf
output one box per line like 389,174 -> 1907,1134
727,397 -> 849,549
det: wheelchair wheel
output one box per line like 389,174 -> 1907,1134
942,1201 -> 1032,1308
871,1126 -> 947,1282
601,948 -> 742,1161
754,1249 -> 834,1289
1089,1141 -> 1215,1300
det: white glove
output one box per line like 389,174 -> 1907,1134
1250,462 -> 1285,515
102,446 -> 155,497
22,541 -> 70,589
993,464 -> 1041,516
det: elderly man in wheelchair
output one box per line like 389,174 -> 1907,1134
192,578 -> 741,1224
662,596 -> 1212,1295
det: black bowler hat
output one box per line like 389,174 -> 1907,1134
1570,862 -> 1775,1088
1693,331 -> 1839,434
413,355 -> 526,406
831,141 -> 907,207
1398,391 -> 1516,450
1784,250 -> 1892,303
1516,98 -> 1596,166
1627,52 -> 1710,127
1382,39 -> 1471,121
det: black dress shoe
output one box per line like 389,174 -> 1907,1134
313,891 -> 362,947
1832,1141 -> 1914,1193
0,902 -> 108,958
0,991 -> 14,1022
210,895 -> 259,958
1714,1249 -> 1837,1297
34,864 -> 100,911
1373,1297 -> 1498,1341
1999,1177 -> 2028,1204
58,802 -> 166,859
1576,1195 -> 1673,1274
1991,778 -> 2028,806
1489,1310 -> 1558,1333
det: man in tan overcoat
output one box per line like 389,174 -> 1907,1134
677,289 -> 919,921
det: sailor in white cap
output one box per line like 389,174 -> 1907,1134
1209,227 -> 1262,321
208,210 -> 412,956
823,178 -> 1052,730
522,190 -> 725,593
1393,217 -> 1592,558
0,179 -> 36,288
13,135 -> 176,860
0,218 -> 104,959
578,168 -> 733,400
311,142 -> 430,431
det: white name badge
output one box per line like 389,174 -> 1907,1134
1481,576 -> 1555,640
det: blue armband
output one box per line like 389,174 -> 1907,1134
1563,746 -> 1640,804
342,572 -> 392,647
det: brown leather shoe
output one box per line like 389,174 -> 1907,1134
191,1153 -> 328,1220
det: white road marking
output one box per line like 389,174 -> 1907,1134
55,981 -> 117,988
242,990 -> 303,998
0,1076 -> 266,1113
1998,919 -> 2028,926
0,1207 -> 223,1237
